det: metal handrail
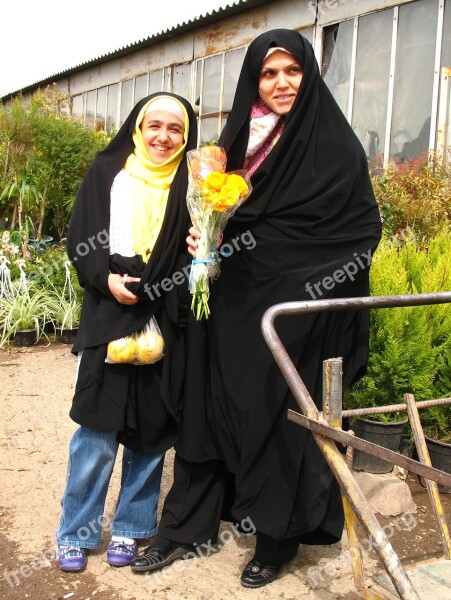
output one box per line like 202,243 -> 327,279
261,291 -> 451,600
262,292 -> 451,419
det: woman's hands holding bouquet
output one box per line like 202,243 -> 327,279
186,226 -> 222,258
185,146 -> 252,319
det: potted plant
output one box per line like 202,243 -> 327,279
47,293 -> 81,343
416,332 -> 451,493
0,284 -> 53,347
420,403 -> 451,492
46,260 -> 82,344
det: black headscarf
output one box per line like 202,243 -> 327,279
221,29 -> 381,244
177,30 -> 382,540
67,92 -> 198,352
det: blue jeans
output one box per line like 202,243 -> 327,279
56,426 -> 164,549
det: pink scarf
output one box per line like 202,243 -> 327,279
244,97 -> 285,177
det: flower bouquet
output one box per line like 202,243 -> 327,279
186,146 -> 252,320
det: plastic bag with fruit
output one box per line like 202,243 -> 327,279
105,316 -> 165,365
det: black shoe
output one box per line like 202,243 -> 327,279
130,541 -> 195,573
240,557 -> 283,588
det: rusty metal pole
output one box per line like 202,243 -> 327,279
404,393 -> 451,559
261,298 -> 450,600
262,293 -> 451,599
323,358 -> 366,592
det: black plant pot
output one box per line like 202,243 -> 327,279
351,417 -> 408,474
44,321 -> 56,335
419,435 -> 451,493
14,328 -> 37,347
57,327 -> 79,344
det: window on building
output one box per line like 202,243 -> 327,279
71,95 -> 84,122
438,0 -> 451,153
120,79 -> 134,126
322,19 -> 354,118
443,0 -> 451,67
106,84 -> 119,132
149,70 -> 164,95
96,86 -> 107,130
322,1 -> 441,164
223,48 -> 246,111
352,9 -> 392,164
171,62 -> 192,100
301,28 -> 313,45
390,0 -> 437,161
86,90 -> 97,128
135,74 -> 148,104
196,49 -> 246,144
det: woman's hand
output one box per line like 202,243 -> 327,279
108,273 -> 140,305
186,226 -> 201,258
186,226 -> 223,258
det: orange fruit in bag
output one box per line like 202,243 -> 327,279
107,337 -> 137,363
135,331 -> 165,364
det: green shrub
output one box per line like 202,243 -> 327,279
345,231 -> 451,433
22,243 -> 83,302
372,153 -> 451,241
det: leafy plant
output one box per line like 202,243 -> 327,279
344,231 -> 451,430
46,285 -> 82,331
372,152 -> 451,240
1,86 -> 110,246
1,167 -> 42,258
44,255 -> 82,330
0,283 -> 53,347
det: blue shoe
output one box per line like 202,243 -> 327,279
56,545 -> 87,571
107,539 -> 137,567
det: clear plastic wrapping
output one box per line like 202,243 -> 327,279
105,316 -> 164,365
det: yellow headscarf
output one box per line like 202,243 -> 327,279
124,96 -> 189,262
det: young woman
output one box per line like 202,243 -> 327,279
130,30 -> 382,588
56,93 -> 197,571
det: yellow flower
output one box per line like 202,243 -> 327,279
226,174 -> 249,198
203,171 -> 227,192
201,173 -> 249,212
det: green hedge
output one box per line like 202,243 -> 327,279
345,230 -> 451,440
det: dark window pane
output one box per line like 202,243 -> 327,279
390,0 -> 438,161
322,20 -> 354,117
352,9 -> 393,161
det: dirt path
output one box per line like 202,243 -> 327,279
0,341 -> 449,599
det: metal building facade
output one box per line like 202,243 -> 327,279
7,0 -> 451,165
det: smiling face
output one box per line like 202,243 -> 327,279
258,49 -> 303,115
140,110 -> 185,163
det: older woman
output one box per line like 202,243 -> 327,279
131,30 -> 382,588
